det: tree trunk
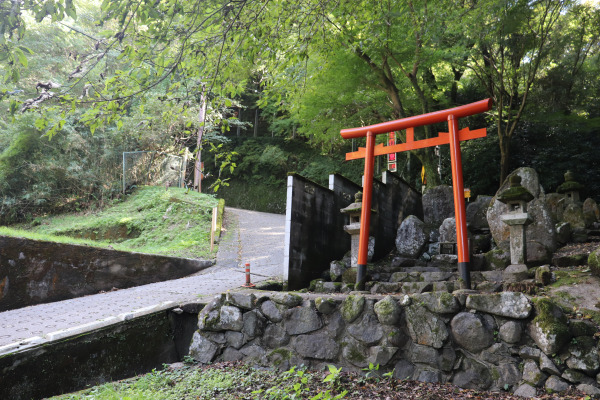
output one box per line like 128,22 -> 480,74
498,132 -> 511,185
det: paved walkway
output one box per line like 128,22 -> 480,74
0,208 -> 285,353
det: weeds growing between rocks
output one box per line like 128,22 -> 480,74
48,361 -> 591,400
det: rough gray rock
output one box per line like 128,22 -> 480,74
562,369 -> 594,384
556,222 -> 572,245
496,363 -> 522,390
374,296 -> 401,325
294,332 -> 339,360
569,319 -> 598,337
315,297 -> 337,315
408,343 -> 440,368
466,292 -> 532,319
412,292 -> 460,314
342,336 -> 369,367
226,292 -> 255,310
423,185 -> 455,226
242,309 -> 266,339
544,375 -> 570,393
578,383 -> 600,396
225,331 -> 245,349
528,299 -> 571,355
450,312 -> 495,353
217,306 -> 244,331
498,320 -> 522,344
417,369 -> 442,383
563,203 -> 586,229
396,215 -> 428,258
393,360 -> 416,380
566,336 -> 600,374
452,358 -> 492,390
368,346 -> 398,367
522,359 -> 547,387
263,324 -> 289,348
285,304 -> 322,335
467,195 -> 493,231
439,217 -> 458,243
539,352 -> 561,376
330,259 -> 349,282
513,383 -> 537,397
347,311 -> 384,346
221,347 -> 244,362
341,295 -> 366,323
405,303 -> 448,349
272,292 -> 303,307
189,331 -> 219,363
259,300 -> 283,322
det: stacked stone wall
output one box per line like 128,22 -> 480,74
190,291 -> 600,396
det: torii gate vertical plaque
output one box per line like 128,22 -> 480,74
340,99 -> 493,290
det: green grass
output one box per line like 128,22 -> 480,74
4,186 -> 220,259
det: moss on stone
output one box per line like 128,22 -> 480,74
268,348 -> 292,366
341,295 -> 365,323
589,248 -> 600,277
531,297 -> 570,352
439,292 -> 455,309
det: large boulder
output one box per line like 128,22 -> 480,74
396,215 -> 428,258
487,168 -> 557,264
423,185 -> 455,226
466,195 -> 493,231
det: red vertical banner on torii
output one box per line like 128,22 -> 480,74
340,99 -> 493,290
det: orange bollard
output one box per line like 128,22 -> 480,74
241,262 -> 255,288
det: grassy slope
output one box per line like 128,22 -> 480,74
3,186 -> 220,259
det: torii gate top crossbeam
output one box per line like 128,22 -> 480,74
340,98 -> 492,139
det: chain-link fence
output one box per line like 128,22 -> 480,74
122,151 -> 188,194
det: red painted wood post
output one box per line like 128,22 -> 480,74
447,115 -> 471,289
357,131 -> 376,290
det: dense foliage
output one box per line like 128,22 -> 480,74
1,0 -> 599,220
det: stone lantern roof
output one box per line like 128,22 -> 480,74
340,192 -> 364,215
340,192 -> 377,215
497,175 -> 534,204
557,170 -> 584,194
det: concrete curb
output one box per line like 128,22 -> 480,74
0,300 -> 178,357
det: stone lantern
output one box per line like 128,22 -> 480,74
341,192 -> 376,269
557,170 -> 584,205
497,175 -> 534,282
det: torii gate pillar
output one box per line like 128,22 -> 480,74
341,99 -> 492,290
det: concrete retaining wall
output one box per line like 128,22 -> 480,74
0,303 -> 202,400
284,172 -> 421,290
0,235 -> 213,311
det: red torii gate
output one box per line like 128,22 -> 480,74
340,98 -> 493,290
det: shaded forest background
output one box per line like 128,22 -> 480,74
0,0 -> 599,220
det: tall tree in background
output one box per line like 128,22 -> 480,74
466,0 -> 568,184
